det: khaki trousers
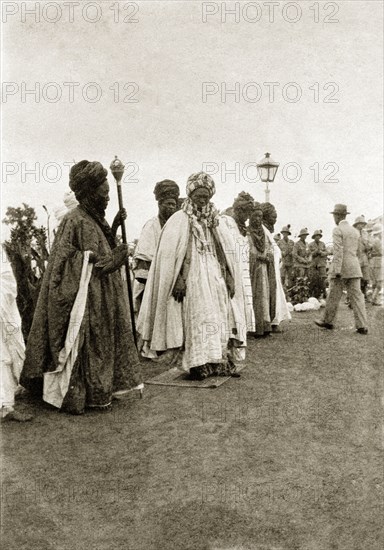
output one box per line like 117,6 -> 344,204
280,265 -> 293,289
323,277 -> 367,329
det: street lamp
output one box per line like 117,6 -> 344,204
256,152 -> 280,203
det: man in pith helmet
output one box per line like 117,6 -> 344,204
308,229 -> 328,299
369,223 -> 383,306
352,215 -> 371,301
278,225 -> 294,292
293,228 -> 311,280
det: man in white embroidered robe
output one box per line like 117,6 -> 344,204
137,172 -> 246,380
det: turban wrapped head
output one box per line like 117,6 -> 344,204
260,202 -> 277,232
249,201 -> 265,251
233,191 -> 254,211
69,160 -> 108,201
229,192 -> 255,236
249,201 -> 263,227
260,202 -> 277,219
153,180 -> 180,203
186,172 -> 216,198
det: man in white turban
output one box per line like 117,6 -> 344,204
138,172 -> 247,380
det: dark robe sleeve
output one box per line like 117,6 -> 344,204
22,213 -> 99,380
93,244 -> 129,276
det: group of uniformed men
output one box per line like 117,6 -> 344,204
276,225 -> 328,299
275,216 -> 382,303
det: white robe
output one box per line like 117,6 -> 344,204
1,262 -> 25,408
221,215 -> 255,331
137,210 -> 247,370
264,226 -> 292,324
133,216 -> 162,313
134,216 -> 162,268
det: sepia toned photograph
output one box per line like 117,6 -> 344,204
1,1 -> 383,549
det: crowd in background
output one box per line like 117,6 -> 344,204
25,187 -> 384,310
1,163 -> 383,421
273,216 -> 383,306
131,180 -> 383,312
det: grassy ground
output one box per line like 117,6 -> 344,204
1,302 -> 383,550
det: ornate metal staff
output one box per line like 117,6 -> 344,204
110,155 -> 137,348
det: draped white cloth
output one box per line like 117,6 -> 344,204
1,262 -> 25,408
221,215 -> 255,331
134,216 -> 162,265
181,226 -> 232,369
137,210 -> 247,370
132,216 -> 162,312
264,226 -> 292,324
43,251 -> 93,408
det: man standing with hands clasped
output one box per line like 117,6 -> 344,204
315,204 -> 368,334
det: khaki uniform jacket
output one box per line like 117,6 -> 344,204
278,238 -> 294,267
356,229 -> 370,269
370,237 -> 383,271
293,240 -> 311,269
308,240 -> 327,268
329,220 -> 362,279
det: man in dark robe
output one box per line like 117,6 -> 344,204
261,203 -> 278,331
21,160 -> 142,414
249,203 -> 276,336
248,202 -> 289,335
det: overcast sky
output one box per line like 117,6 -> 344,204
1,0 -> 383,244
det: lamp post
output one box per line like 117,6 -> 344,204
256,152 -> 280,203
